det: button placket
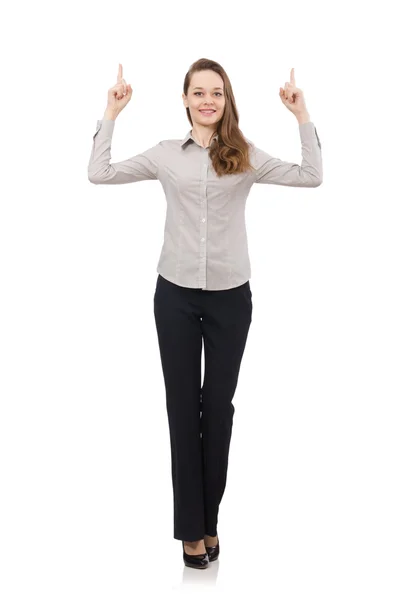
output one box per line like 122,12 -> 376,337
199,150 -> 209,288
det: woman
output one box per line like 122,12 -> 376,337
88,58 -> 323,569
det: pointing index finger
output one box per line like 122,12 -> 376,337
290,67 -> 295,85
117,63 -> 123,82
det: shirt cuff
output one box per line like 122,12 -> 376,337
298,121 -> 321,150
93,118 -> 116,139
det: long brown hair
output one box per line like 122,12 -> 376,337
183,58 -> 255,177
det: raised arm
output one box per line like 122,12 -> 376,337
87,118 -> 162,184
250,121 -> 323,187
87,62 -> 162,185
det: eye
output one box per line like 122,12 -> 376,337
194,92 -> 223,96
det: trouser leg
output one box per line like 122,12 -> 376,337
153,275 -> 205,541
200,281 -> 253,536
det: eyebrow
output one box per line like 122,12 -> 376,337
192,87 -> 224,91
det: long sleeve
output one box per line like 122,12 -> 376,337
88,119 -> 163,185
250,121 -> 323,187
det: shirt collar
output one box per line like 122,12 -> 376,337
180,129 -> 219,149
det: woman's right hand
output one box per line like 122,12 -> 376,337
106,63 -> 133,115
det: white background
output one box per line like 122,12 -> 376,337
1,0 -> 396,597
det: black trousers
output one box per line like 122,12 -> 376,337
153,274 -> 253,541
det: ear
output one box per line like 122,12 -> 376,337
182,92 -> 188,108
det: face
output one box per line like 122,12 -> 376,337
182,70 -> 226,127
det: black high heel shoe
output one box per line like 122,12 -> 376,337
182,541 -> 209,569
205,535 -> 220,562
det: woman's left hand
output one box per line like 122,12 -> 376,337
279,68 -> 308,116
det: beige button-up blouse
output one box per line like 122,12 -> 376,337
88,118 -> 322,290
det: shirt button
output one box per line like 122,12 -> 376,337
201,237 -> 205,242
202,218 -> 205,222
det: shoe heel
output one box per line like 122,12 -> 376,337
205,536 -> 220,562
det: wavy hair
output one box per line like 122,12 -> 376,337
183,58 -> 255,177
